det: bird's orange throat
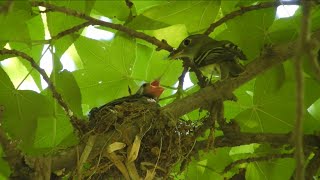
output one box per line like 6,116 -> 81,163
148,80 -> 164,99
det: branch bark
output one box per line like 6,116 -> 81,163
204,1 -> 300,35
294,1 -> 312,179
31,1 -> 173,52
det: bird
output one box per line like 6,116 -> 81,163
89,80 -> 164,117
168,34 -> 247,80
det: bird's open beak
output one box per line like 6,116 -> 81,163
149,80 -> 164,98
168,49 -> 184,59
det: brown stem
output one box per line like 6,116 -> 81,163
204,1 -> 300,35
223,153 -> 293,173
293,1 -> 311,179
32,1 -> 173,52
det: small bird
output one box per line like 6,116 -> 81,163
89,80 -> 164,117
168,34 -> 247,80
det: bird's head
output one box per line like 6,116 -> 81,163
168,34 -> 213,60
136,80 -> 164,100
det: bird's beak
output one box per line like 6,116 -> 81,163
168,49 -> 184,59
148,80 -> 164,98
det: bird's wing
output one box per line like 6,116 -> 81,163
194,40 -> 247,68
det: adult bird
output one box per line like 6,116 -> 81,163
168,34 -> 247,80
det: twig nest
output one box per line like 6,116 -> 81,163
86,97 -> 197,179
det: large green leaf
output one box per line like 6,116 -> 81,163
142,1 -> 221,33
0,67 -> 53,153
246,158 -> 295,180
224,79 -> 255,120
127,15 -> 170,30
93,1 -> 130,21
52,70 -> 83,117
74,35 -> 111,69
217,2 -> 275,60
236,73 -> 320,133
179,148 -> 232,179
46,1 -> 88,58
0,1 -> 32,43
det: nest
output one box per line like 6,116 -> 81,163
84,97 -> 198,179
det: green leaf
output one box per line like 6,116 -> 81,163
246,158 -> 295,180
253,65 -> 285,105
1,89 -> 53,154
180,148 -> 232,179
108,33 -> 136,76
142,1 -> 221,33
309,98 -> 320,121
236,76 -> 320,133
53,70 -> 83,117
127,15 -> 170,30
34,113 -> 76,149
267,17 -> 300,44
46,1 -> 87,57
132,1 -> 167,14
0,1 -> 32,43
217,4 -> 275,60
93,1 -> 130,21
224,79 -> 255,120
74,35 -> 111,69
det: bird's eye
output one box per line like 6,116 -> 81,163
183,39 -> 191,46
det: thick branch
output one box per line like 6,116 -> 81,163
204,1 -> 300,35
31,1 -> 173,52
223,153 -> 293,173
196,133 -> 320,150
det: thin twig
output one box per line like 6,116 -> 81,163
0,49 -> 76,124
175,67 -> 188,100
294,1 -> 311,179
305,151 -> 320,180
223,153 -> 293,173
32,1 -> 173,52
204,1 -> 300,35
50,21 -> 91,42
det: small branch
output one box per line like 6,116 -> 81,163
175,67 -> 188,100
0,49 -> 80,128
223,153 -> 293,173
195,132 -> 320,150
32,1 -> 173,52
49,21 -> 91,42
294,1 -> 311,179
204,1 -> 300,35
305,151 -> 320,180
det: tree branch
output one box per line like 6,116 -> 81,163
294,1 -> 311,179
204,1 -> 300,35
223,153 -> 293,173
305,151 -> 320,180
32,1 -> 173,52
49,21 -> 91,42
